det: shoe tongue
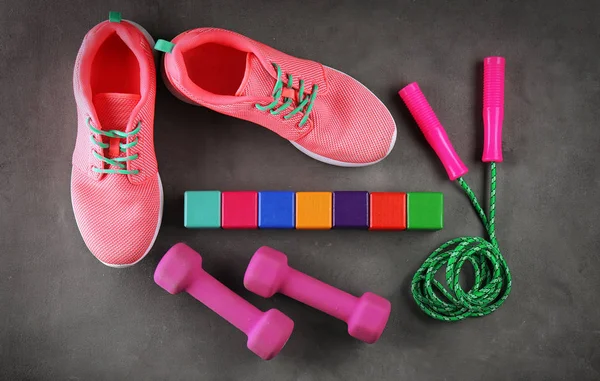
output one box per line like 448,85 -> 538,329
235,53 -> 277,98
93,93 -> 141,132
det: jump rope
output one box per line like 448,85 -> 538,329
399,57 -> 512,321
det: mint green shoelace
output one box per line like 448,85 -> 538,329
87,118 -> 140,175
255,63 -> 318,128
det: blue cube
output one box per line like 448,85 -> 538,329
258,191 -> 295,229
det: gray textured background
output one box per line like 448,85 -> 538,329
2,0 -> 600,380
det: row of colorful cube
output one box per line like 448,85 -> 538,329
184,191 -> 443,230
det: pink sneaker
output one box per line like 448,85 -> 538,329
155,28 -> 397,166
71,12 -> 162,267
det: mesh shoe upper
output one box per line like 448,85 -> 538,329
161,28 -> 397,165
71,18 -> 161,266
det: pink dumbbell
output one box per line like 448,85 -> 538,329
154,243 -> 294,360
244,247 -> 391,344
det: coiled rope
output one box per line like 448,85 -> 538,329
411,163 -> 512,321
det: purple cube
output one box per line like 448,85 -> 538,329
333,191 -> 369,229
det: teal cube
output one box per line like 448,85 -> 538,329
184,191 -> 222,228
407,192 -> 444,230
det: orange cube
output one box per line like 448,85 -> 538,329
295,192 -> 332,229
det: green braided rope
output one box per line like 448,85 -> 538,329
411,162 -> 512,321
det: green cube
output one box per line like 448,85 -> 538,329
184,191 -> 222,228
407,192 -> 444,230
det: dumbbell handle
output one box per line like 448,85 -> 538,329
187,273 -> 262,335
281,268 -> 357,322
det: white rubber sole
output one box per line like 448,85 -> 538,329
100,174 -> 164,268
70,172 -> 164,268
126,20 -> 156,55
291,65 -> 397,167
290,127 -> 396,167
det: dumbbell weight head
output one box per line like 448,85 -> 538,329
243,246 -> 289,298
347,292 -> 391,344
155,243 -> 295,360
154,242 -> 203,294
244,246 -> 391,344
247,309 -> 294,360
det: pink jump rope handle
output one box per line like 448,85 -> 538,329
399,83 -> 468,180
482,57 -> 505,162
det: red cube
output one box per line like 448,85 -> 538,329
369,192 -> 406,230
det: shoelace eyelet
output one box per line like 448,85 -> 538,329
87,118 -> 142,175
255,63 -> 318,129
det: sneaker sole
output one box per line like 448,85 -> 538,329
100,173 -> 164,268
289,127 -> 396,167
289,65 -> 397,167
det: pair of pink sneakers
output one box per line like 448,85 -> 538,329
71,12 -> 397,267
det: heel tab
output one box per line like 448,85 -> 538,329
108,11 -> 122,23
154,39 -> 175,53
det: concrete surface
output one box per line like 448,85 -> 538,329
1,0 -> 599,380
